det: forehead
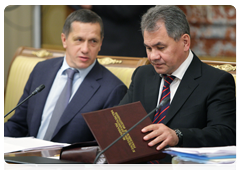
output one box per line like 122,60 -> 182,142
143,23 -> 169,47
70,21 -> 101,38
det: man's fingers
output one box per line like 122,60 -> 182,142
141,124 -> 157,133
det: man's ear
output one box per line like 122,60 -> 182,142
98,37 -> 104,52
61,33 -> 67,49
182,34 -> 191,51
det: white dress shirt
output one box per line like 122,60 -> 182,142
157,50 -> 193,105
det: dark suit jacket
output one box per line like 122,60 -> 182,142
4,57 -> 127,144
119,54 -> 236,147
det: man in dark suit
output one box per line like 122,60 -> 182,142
4,9 -> 127,144
119,5 -> 236,162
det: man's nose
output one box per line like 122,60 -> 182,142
149,49 -> 161,60
81,41 -> 89,54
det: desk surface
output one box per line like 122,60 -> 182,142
4,149 -> 172,170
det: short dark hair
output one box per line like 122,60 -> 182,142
62,9 -> 104,38
141,5 -> 190,41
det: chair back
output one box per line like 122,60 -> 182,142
4,47 -> 149,121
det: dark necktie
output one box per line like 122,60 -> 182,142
43,68 -> 78,140
153,75 -> 176,124
149,75 -> 176,164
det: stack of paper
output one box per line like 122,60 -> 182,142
4,137 -> 70,153
163,146 -> 236,164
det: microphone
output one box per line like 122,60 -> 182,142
93,97 -> 170,164
4,84 -> 45,118
31,84 -> 45,95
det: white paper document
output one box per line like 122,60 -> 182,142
164,146 -> 236,157
172,156 -> 238,170
4,137 -> 70,153
163,146 -> 236,164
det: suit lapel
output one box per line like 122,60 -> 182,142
52,61 -> 102,138
31,58 -> 63,136
144,66 -> 161,121
164,55 -> 202,124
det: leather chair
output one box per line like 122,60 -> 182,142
4,46 -> 236,122
4,46 -> 149,122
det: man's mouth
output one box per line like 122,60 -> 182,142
152,61 -> 164,66
79,56 -> 89,61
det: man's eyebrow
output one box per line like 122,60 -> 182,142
73,35 -> 83,39
144,42 -> 164,47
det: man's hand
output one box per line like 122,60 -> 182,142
141,123 -> 179,150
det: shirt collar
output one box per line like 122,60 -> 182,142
160,50 -> 193,80
60,56 -> 96,77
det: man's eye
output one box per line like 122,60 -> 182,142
157,46 -> 165,50
146,47 -> 152,51
91,39 -> 97,43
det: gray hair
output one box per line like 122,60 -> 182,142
141,5 -> 190,41
62,9 -> 104,38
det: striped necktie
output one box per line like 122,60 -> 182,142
153,74 -> 175,124
149,75 -> 175,164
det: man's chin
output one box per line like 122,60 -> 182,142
153,66 -> 166,75
75,60 -> 94,69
